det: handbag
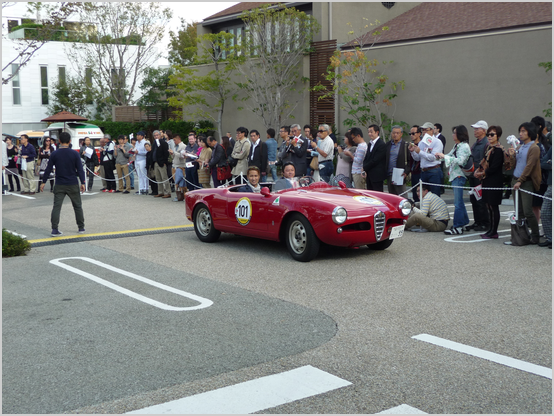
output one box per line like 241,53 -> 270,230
510,218 -> 531,246
217,165 -> 232,181
310,156 -> 319,171
227,155 -> 238,168
509,188 -> 532,246
454,144 -> 474,177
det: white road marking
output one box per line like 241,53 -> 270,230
4,229 -> 27,239
444,229 -> 511,243
127,365 -> 352,414
413,334 -> 552,379
377,404 -> 427,414
5,192 -> 35,199
50,257 -> 213,311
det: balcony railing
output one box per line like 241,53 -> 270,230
7,28 -> 143,45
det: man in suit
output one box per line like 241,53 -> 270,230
385,125 -> 411,195
288,124 -> 308,177
362,124 -> 387,192
248,130 -> 268,182
151,129 -> 172,198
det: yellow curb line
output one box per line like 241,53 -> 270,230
29,224 -> 194,244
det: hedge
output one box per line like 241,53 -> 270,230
2,229 -> 31,257
87,120 -> 215,142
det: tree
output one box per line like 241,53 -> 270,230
2,2 -> 79,84
539,61 -> 552,119
312,19 -> 405,138
168,19 -> 198,67
69,2 -> 172,108
137,67 -> 177,122
169,32 -> 237,139
46,73 -> 94,117
233,5 -> 320,131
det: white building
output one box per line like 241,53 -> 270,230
1,3 -> 162,135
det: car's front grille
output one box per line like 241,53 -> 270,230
374,211 -> 386,241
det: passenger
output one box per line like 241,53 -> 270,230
274,162 -> 299,191
237,166 -> 262,193
405,184 -> 450,232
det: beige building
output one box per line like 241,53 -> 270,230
194,2 -> 551,149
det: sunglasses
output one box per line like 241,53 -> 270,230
409,132 -> 418,135
486,133 -> 496,137
318,130 -> 326,133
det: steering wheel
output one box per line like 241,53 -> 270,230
298,176 -> 315,188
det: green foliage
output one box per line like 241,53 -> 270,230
2,229 -> 31,258
230,4 -> 320,131
539,61 -> 552,119
312,19 -> 406,134
169,31 -> 238,138
10,23 -> 44,31
137,67 -> 178,122
168,19 -> 198,66
86,120 -> 214,141
46,74 -> 95,117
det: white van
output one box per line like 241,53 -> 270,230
43,122 -> 104,158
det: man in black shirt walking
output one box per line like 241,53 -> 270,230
41,132 -> 86,236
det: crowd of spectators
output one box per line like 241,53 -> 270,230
2,116 -> 552,248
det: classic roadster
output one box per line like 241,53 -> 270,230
185,179 -> 412,262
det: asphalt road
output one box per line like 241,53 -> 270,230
2,189 -> 552,414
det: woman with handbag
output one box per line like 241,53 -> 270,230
435,125 -> 471,235
474,126 -> 506,239
197,136 -> 213,189
208,136 -> 230,188
38,138 -> 56,192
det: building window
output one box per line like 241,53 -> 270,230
40,66 -> 49,105
8,19 -> 21,32
11,64 -> 21,105
58,66 -> 66,85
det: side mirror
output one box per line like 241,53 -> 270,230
338,181 -> 347,189
261,187 -> 271,197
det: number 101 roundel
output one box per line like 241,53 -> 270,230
185,179 -> 411,262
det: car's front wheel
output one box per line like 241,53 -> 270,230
193,204 -> 221,243
368,238 -> 393,250
285,213 -> 320,262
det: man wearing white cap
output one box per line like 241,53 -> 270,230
408,122 -> 443,196
466,120 -> 490,232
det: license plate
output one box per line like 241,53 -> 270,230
389,225 -> 404,239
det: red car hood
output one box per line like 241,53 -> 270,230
282,187 -> 403,214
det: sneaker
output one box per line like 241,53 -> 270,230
123,190 -> 130,194
102,189 -> 109,192
115,190 -> 121,193
465,223 -> 477,231
78,228 -> 86,234
51,229 -> 63,237
538,240 -> 552,247
109,189 -> 116,193
131,187 -> 135,190
444,227 -> 463,235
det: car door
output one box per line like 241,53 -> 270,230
226,190 -> 268,237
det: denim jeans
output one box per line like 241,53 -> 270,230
451,176 -> 469,228
421,167 -> 442,196
319,160 -> 334,183
175,167 -> 186,188
269,164 -> 277,181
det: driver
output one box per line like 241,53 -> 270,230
274,162 -> 299,191
237,166 -> 261,193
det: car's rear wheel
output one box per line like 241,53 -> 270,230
285,213 -> 320,262
368,238 -> 393,250
194,204 -> 221,243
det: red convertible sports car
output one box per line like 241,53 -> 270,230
185,179 -> 412,262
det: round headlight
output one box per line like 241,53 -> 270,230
332,206 -> 348,224
399,199 -> 412,216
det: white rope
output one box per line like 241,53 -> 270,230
418,180 -> 552,201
